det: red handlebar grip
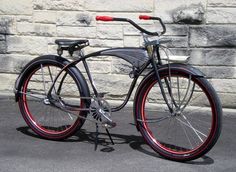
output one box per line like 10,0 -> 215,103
96,16 -> 114,21
139,15 -> 151,20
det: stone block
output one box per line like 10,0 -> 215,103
165,24 -> 189,36
76,61 -> 111,74
218,93 -> 236,108
0,0 -> 32,15
16,16 -> 33,23
0,41 -> 7,53
189,49 -> 206,65
123,25 -> 141,36
34,11 -> 57,24
7,36 -> 48,55
57,11 -> 94,26
33,0 -> 84,11
154,0 -> 207,23
162,36 -> 188,48
17,22 -> 56,37
124,36 -> 140,47
84,0 -> 153,12
189,49 -> 236,66
0,35 -> 5,41
90,39 -> 124,48
205,49 -> 234,66
0,16 -> 16,34
47,45 -> 58,55
0,54 -> 36,73
111,58 -> 133,75
190,25 -> 236,47
173,4 -> 205,24
166,48 -> 189,56
210,79 -> 236,93
208,0 -> 236,7
92,73 -> 132,99
198,66 -> 236,79
84,47 -> 107,56
207,8 -> 236,24
33,0 -> 46,10
0,73 -> 18,91
97,25 -> 123,40
57,26 -> 96,38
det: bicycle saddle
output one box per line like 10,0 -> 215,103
55,39 -> 89,47
55,39 -> 89,56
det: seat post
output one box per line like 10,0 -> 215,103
57,46 -> 63,56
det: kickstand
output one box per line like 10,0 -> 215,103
94,123 -> 99,151
105,128 -> 114,145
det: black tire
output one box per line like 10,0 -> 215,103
18,56 -> 89,140
135,68 -> 222,161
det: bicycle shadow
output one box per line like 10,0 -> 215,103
16,126 -> 214,165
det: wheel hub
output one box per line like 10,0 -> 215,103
172,109 -> 182,116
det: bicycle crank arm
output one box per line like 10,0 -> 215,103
102,121 -> 117,128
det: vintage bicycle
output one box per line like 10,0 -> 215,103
14,15 -> 222,161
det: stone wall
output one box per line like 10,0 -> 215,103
0,0 -> 236,108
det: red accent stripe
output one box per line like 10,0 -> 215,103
96,16 -> 113,21
139,15 -> 151,20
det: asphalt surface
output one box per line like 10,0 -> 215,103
0,97 -> 236,172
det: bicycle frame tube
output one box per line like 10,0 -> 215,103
46,47 -> 152,111
46,46 -> 175,113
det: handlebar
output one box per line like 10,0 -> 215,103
96,15 -> 166,36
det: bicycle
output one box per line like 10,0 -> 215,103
14,15 -> 222,161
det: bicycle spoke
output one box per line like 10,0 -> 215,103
47,66 -> 57,94
183,106 -> 207,116
180,83 -> 195,112
182,91 -> 203,107
19,91 -> 45,101
166,117 -> 173,140
176,116 -> 206,140
177,76 -> 181,106
178,116 -> 194,150
179,75 -> 191,110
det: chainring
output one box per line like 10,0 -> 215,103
89,97 -> 112,123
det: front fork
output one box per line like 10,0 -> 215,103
150,50 -> 174,113
150,46 -> 176,114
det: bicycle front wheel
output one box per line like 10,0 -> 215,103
135,68 -> 222,161
18,56 -> 88,140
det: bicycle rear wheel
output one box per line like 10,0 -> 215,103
135,68 -> 222,161
18,56 -> 88,140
